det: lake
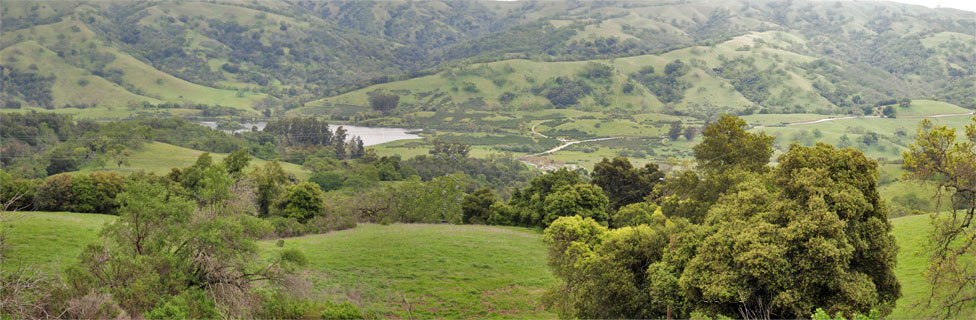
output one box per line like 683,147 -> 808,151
196,121 -> 421,146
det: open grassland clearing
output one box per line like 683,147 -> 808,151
70,141 -> 309,180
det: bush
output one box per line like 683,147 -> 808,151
36,174 -> 74,211
257,290 -> 312,320
145,289 -> 223,320
281,183 -> 325,223
305,211 -> 356,234
320,302 -> 362,319
270,217 -> 307,238
0,171 -> 40,210
309,172 -> 343,192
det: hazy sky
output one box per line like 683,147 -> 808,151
874,0 -> 976,12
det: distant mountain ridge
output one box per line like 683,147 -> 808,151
0,0 -> 972,117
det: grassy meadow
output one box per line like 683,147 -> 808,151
3,211 -> 971,318
70,141 -> 309,180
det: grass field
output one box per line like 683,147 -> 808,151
0,211 -> 116,273
5,211 -> 969,318
258,224 -> 556,319
71,142 -> 309,180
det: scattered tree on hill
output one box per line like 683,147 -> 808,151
368,91 -> 400,114
693,114 -> 774,174
222,149 -> 251,178
902,117 -> 976,318
429,138 -> 471,159
591,157 -> 664,211
668,122 -> 684,140
883,105 -> 897,118
254,160 -> 291,217
683,126 -> 698,140
898,98 -> 911,108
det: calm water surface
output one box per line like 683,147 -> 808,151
196,121 -> 420,146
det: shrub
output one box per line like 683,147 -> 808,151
320,302 -> 362,319
145,289 -> 223,320
281,183 -> 325,223
611,202 -> 662,228
257,290 -> 312,320
36,174 -> 74,211
270,217 -> 308,238
309,172 -> 343,192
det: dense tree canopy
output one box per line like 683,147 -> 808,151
543,115 -> 901,319
591,157 -> 664,211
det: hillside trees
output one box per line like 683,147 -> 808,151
902,117 -> 976,317
633,60 -> 691,104
543,115 -> 901,319
591,157 -> 665,211
368,91 -> 400,114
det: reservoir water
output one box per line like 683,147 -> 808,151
196,121 -> 421,146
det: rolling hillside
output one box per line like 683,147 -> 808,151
2,0 -> 973,118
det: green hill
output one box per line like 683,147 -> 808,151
70,141 -> 309,180
4,211 -> 971,318
1,0 -> 972,117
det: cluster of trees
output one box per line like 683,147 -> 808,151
264,117 -> 365,161
532,115 -> 901,318
1,112 -> 151,178
0,65 -> 55,109
536,76 -> 593,108
632,60 -> 691,104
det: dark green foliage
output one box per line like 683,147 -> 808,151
36,174 -> 74,211
462,187 -> 495,224
693,114 -> 774,174
264,117 -> 335,147
632,60 -> 691,104
368,91 -> 400,113
501,168 -> 590,227
280,182 -> 326,223
145,289 -> 223,320
591,157 -> 665,211
429,138 -> 471,159
578,62 -> 614,81
542,77 -> 592,108
222,149 -> 251,177
309,172 -> 343,192
0,170 -> 40,210
546,144 -> 901,319
0,65 -> 54,108
882,105 -> 896,118
668,122 -> 684,140
610,202 -> 660,228
254,160 -> 290,217
62,178 -> 286,317
542,183 -> 610,226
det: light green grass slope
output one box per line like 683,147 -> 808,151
71,142 -> 309,180
0,211 -> 116,272
259,223 -> 556,319
888,213 -> 976,318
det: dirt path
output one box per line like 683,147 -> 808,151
530,137 -> 622,156
786,112 -> 974,126
530,120 -> 549,138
